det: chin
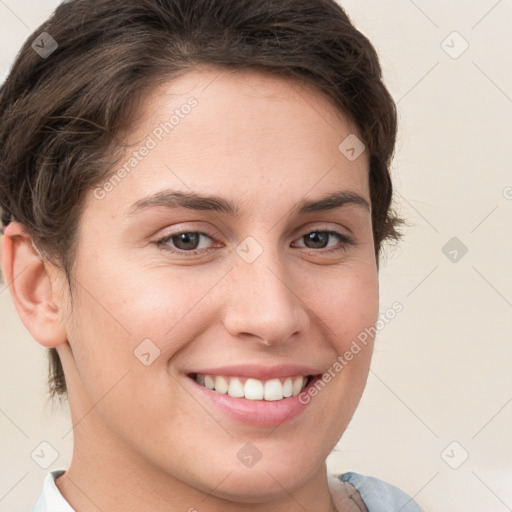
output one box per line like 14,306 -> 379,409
197,450 -> 322,504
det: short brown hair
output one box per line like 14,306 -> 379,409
0,0 -> 403,402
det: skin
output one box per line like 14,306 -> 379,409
1,68 -> 379,512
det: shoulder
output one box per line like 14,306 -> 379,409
32,469 -> 75,512
335,472 -> 426,512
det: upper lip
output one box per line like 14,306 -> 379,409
187,364 -> 323,381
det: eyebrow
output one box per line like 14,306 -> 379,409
126,189 -> 370,217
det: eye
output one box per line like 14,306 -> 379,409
293,230 -> 353,253
155,231 -> 217,254
154,228 -> 353,256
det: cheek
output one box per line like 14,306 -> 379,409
304,261 -> 378,410
68,233 -> 378,371
65,258 -> 226,387
70,259 -> 378,391
307,261 -> 379,347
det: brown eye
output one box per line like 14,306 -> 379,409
171,232 -> 201,251
156,231 -> 216,254
303,231 -> 330,249
294,230 -> 353,253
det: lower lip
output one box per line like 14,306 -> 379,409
185,375 -> 319,427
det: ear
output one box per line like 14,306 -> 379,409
1,222 -> 68,348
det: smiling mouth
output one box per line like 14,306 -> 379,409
188,373 -> 314,401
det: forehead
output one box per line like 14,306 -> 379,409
89,67 -> 370,219
131,67 -> 362,148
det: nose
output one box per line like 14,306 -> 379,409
222,243 -> 310,346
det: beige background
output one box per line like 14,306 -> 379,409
1,1 -> 511,511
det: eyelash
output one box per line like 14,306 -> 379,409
154,229 -> 354,256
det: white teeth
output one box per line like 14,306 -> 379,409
283,377 -> 293,398
244,378 -> 264,400
214,376 -> 229,394
292,376 -> 305,396
264,378 -> 283,401
228,377 -> 245,398
204,375 -> 215,390
194,373 -> 309,401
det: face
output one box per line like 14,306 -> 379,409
57,68 -> 379,501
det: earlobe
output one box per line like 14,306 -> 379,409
1,222 -> 68,348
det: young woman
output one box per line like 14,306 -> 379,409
0,0 -> 424,510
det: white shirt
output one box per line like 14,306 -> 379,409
32,469 -> 425,511
32,470 -> 73,512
